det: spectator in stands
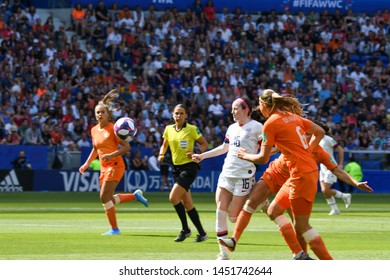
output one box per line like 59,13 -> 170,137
11,150 -> 32,169
25,5 -> 39,28
72,3 -> 85,37
23,121 -> 44,145
95,1 -> 110,24
3,125 -> 22,145
130,149 -> 148,170
148,149 -> 160,172
77,131 -> 92,149
49,124 -> 64,146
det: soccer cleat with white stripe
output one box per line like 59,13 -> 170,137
134,189 -> 149,207
102,228 -> 121,235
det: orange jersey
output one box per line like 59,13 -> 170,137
90,122 -> 125,170
262,112 -> 318,175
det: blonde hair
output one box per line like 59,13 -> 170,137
258,89 -> 306,116
97,89 -> 119,123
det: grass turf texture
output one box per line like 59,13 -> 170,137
0,192 -> 389,260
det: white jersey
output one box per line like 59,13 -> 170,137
221,120 -> 263,178
319,135 -> 338,173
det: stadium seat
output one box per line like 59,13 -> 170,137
378,55 -> 389,67
349,54 -> 360,64
361,55 -> 372,64
361,160 -> 382,170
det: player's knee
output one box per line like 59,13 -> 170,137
228,216 -> 237,223
242,204 -> 255,214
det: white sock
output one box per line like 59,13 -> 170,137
216,209 -> 229,255
326,197 -> 339,211
334,191 -> 343,199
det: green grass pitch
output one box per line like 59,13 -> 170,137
0,192 -> 389,260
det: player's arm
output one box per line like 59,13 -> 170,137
335,145 -> 344,166
102,139 -> 130,162
238,145 -> 272,164
307,121 -> 325,152
79,145 -> 98,174
158,138 -> 169,162
332,166 -> 373,192
192,142 -> 229,163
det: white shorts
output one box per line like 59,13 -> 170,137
217,175 -> 255,196
319,169 -> 337,184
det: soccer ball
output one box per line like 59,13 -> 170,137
114,117 -> 137,141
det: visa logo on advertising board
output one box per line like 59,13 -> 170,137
58,171 -> 215,192
60,171 -> 100,192
123,171 -> 216,193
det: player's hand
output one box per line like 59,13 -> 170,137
101,154 -> 113,162
237,148 -> 248,159
79,164 -> 88,175
356,181 -> 373,192
158,155 -> 165,162
192,154 -> 202,163
186,151 -> 193,159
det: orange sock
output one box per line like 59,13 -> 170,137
105,207 -> 118,229
115,193 -> 136,204
308,236 -> 333,260
297,233 -> 308,253
232,210 -> 252,242
279,224 -> 302,255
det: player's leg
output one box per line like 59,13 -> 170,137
170,183 -> 192,241
321,171 -> 341,215
182,190 -> 208,242
291,197 -> 333,260
321,181 -> 340,215
107,166 -> 148,206
268,185 -> 303,257
215,184 -> 233,260
219,178 -> 272,252
232,179 -> 271,242
100,180 -> 120,235
291,172 -> 332,260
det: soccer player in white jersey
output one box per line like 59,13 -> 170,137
192,98 -> 263,260
316,121 -> 351,215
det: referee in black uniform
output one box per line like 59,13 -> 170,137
158,104 -> 209,242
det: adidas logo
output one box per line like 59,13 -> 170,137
0,169 -> 23,192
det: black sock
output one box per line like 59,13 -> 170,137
187,207 -> 206,235
174,202 -> 189,231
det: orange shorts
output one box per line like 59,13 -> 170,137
261,170 -> 287,194
273,181 -> 314,216
99,165 -> 125,186
288,170 -> 318,202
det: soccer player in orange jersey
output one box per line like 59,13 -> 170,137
79,90 -> 148,236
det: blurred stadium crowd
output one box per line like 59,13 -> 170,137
0,0 -> 389,155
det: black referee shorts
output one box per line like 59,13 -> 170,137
172,162 -> 199,191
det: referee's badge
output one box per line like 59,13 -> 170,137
180,140 -> 188,149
